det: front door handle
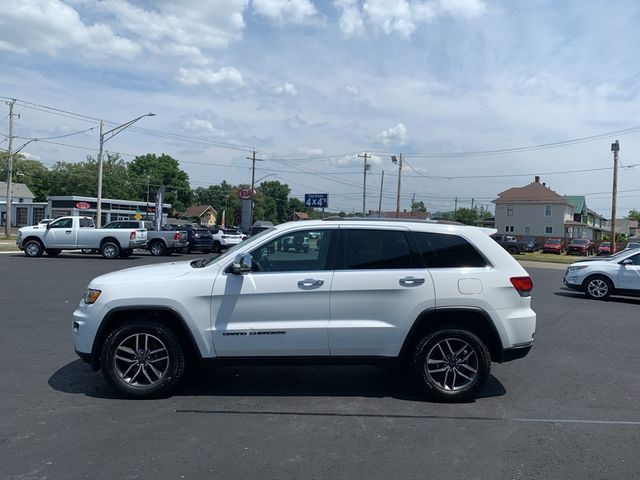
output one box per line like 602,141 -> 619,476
298,279 -> 324,289
65,230 -> 72,234
399,277 -> 425,287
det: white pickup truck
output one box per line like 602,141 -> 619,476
17,216 -> 147,259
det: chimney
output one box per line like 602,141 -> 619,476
535,176 -> 540,183
543,182 -> 546,187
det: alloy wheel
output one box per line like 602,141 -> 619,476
113,333 -> 170,388
424,337 -> 479,392
587,278 -> 609,298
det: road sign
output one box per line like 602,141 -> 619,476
134,212 -> 142,220
239,188 -> 254,200
304,193 -> 328,208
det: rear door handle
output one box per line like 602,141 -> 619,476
298,279 -> 324,289
399,277 -> 425,287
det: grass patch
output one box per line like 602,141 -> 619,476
518,251 -> 586,264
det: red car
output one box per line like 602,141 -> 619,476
543,238 -> 564,254
597,242 -> 611,255
567,238 -> 595,256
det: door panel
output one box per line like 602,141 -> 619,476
618,254 -> 640,290
45,218 -> 75,248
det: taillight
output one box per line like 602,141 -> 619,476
510,276 -> 533,297
174,232 -> 180,241
130,231 -> 136,240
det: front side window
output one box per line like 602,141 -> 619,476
413,232 -> 488,268
49,218 -> 73,229
545,204 -> 552,217
624,253 -> 640,266
249,229 -> 333,272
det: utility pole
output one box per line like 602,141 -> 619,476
610,140 -> 620,253
454,197 -> 458,214
145,172 -> 151,219
246,150 -> 264,228
392,153 -> 403,218
4,99 -> 16,238
358,151 -> 371,216
471,198 -> 475,210
378,170 -> 385,217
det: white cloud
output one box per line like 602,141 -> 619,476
176,66 -> 245,87
297,147 -> 323,155
0,0 -> 140,59
274,82 -> 299,96
335,0 -> 484,37
330,153 -> 382,167
377,123 -> 408,145
252,0 -> 318,24
182,119 -> 229,137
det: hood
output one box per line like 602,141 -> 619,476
19,225 -> 41,233
572,257 -> 614,264
91,260 -> 197,285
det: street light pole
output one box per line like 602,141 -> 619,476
392,153 -> 403,218
610,140 -> 620,253
96,113 -> 155,227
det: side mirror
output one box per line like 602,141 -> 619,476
46,222 -> 52,230
230,253 -> 253,274
620,259 -> 634,266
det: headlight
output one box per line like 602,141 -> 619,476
568,265 -> 588,271
17,231 -> 22,239
83,289 -> 102,304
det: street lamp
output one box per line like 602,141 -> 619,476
391,153 -> 403,218
96,113 -> 155,227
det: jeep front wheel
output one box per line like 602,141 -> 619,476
100,321 -> 185,398
411,329 -> 490,402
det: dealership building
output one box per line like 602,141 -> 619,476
47,195 -> 172,225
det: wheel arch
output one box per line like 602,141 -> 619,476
90,306 -> 202,370
100,237 -> 122,249
23,236 -> 44,247
399,307 -> 504,364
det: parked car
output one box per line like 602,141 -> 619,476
566,238 -> 595,256
278,233 -> 310,253
597,241 -> 612,255
209,227 -> 244,253
73,218 -> 536,402
491,234 -> 523,254
180,225 -> 214,253
250,220 -> 274,236
542,238 -> 564,254
520,236 -> 539,252
17,216 -> 146,259
35,218 -> 53,227
564,248 -> 640,300
626,242 -> 640,250
103,220 -> 187,256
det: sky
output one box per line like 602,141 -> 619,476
1,0 -> 640,217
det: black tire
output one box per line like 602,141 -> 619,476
583,275 -> 613,300
119,249 -> 133,258
45,249 -> 61,257
507,246 -> 518,255
101,241 -> 121,259
212,241 -> 222,254
23,239 -> 44,257
100,320 -> 186,398
149,241 -> 166,256
410,329 -> 490,403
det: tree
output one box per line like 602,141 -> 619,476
454,207 -> 478,225
627,209 -> 640,221
193,181 -> 241,225
256,181 -> 290,223
0,152 -> 50,201
411,200 -> 427,213
287,197 -> 306,220
128,154 -> 192,212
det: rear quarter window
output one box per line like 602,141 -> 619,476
413,232 -> 488,268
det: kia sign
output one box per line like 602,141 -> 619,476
239,188 -> 254,200
304,193 -> 328,208
75,202 -> 91,210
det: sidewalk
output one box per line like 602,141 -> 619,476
518,260 -> 568,271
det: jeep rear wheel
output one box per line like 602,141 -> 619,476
100,321 -> 185,398
411,329 -> 490,402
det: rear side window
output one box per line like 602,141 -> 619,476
413,232 -> 488,268
343,229 -> 414,269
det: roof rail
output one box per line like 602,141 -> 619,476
321,216 -> 464,226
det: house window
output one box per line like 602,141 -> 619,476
505,226 -> 514,233
545,204 -> 552,217
524,226 -> 530,235
545,226 -> 553,234
507,204 -> 513,216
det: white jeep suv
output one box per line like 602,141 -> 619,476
73,219 -> 536,402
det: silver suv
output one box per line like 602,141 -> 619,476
73,219 -> 536,402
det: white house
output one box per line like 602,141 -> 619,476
0,182 -> 48,227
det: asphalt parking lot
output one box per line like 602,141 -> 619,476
1,251 -> 639,480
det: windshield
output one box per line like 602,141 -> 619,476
547,239 -> 561,244
600,242 -> 610,247
572,239 -> 589,244
191,227 -> 275,268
